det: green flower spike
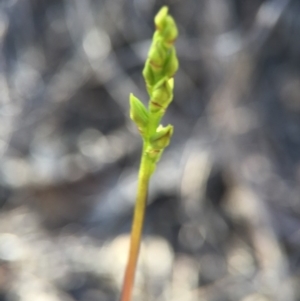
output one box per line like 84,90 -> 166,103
121,6 -> 179,301
143,6 -> 178,95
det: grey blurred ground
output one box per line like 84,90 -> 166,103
0,0 -> 300,300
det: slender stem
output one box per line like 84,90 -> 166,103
120,144 -> 153,301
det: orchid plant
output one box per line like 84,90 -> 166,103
120,6 -> 179,301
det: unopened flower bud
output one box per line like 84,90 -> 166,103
162,16 -> 178,46
150,78 -> 174,113
164,48 -> 178,77
154,6 -> 168,31
129,93 -> 149,133
148,40 -> 166,71
150,124 -> 173,149
143,62 -> 155,95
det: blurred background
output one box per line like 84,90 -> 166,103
0,0 -> 300,300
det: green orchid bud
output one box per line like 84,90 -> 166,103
154,7 -> 178,46
162,16 -> 178,46
163,47 -> 178,77
129,93 -> 149,133
146,124 -> 173,166
150,78 -> 174,113
142,61 -> 155,95
150,124 -> 173,149
154,6 -> 168,31
148,40 -> 166,71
